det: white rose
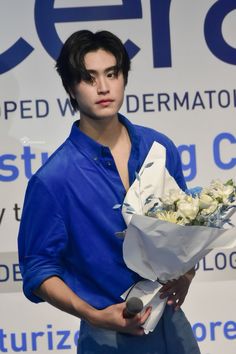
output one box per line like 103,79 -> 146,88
161,189 -> 185,205
208,180 -> 234,203
177,197 -> 199,221
200,200 -> 218,216
199,194 -> 215,209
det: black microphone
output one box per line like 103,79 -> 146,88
123,297 -> 144,318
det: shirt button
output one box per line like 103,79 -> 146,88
93,157 -> 98,161
107,161 -> 112,166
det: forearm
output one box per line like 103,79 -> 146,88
34,275 -> 152,336
34,276 -> 96,323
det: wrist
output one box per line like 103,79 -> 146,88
82,305 -> 101,326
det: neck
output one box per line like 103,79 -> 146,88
79,114 -> 124,148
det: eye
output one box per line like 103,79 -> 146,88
107,71 -> 116,78
86,75 -> 96,85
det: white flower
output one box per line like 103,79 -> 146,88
199,201 -> 218,216
177,196 -> 199,221
199,193 -> 217,208
206,180 -> 234,204
161,189 -> 185,205
145,179 -> 235,228
154,211 -> 185,225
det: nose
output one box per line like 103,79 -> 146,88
97,76 -> 109,94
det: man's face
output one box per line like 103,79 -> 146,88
72,49 -> 125,121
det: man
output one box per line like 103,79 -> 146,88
18,30 -> 200,353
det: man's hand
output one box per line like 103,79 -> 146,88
159,268 -> 195,311
34,276 -> 151,335
88,302 -> 152,336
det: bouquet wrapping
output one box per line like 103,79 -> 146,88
120,142 -> 236,334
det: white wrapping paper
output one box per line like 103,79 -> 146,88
121,142 -> 236,333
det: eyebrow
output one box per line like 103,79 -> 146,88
86,66 -> 118,75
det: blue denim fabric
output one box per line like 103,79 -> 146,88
77,306 -> 200,354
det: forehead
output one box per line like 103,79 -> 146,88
84,49 -> 117,71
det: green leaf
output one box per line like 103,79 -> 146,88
145,162 -> 154,168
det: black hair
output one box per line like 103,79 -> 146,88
56,30 -> 130,111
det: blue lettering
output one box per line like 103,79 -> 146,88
0,39 -> 34,75
210,321 -> 222,341
204,0 -> 236,65
74,331 -> 80,346
13,264 -> 22,282
230,252 -> 236,269
192,91 -> 205,109
0,209 -> 5,225
0,154 -> 19,182
31,332 -> 44,351
215,252 -> 226,270
150,0 -> 172,67
173,92 -> 189,110
4,101 -> 17,119
143,94 -> 155,112
218,89 -> 230,108
178,144 -> 197,182
192,322 -> 206,342
204,90 -> 216,109
126,95 -> 139,113
41,152 -> 49,165
11,332 -> 27,352
202,257 -> 214,271
56,330 -> 71,350
20,100 -> 33,119
0,329 -> 7,352
57,98 -> 75,117
213,132 -> 236,169
0,265 -> 9,282
47,325 -> 53,350
224,321 -> 236,339
21,147 -> 36,179
0,149 -> 49,182
157,93 -> 171,111
34,0 -> 142,60
36,99 -> 49,118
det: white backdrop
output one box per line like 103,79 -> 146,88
0,1 -> 236,353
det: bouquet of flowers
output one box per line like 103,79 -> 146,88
146,179 -> 236,228
120,142 -> 236,333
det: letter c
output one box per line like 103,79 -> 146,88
204,0 -> 236,65
213,132 -> 236,169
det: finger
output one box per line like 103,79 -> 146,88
159,281 -> 175,293
128,306 -> 152,328
166,292 -> 179,305
167,291 -> 186,309
139,306 -> 152,324
131,327 -> 145,336
160,286 -> 179,299
175,294 -> 186,308
123,306 -> 151,327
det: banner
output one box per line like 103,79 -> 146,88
1,1 -> 235,353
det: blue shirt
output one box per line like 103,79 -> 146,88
18,114 -> 186,309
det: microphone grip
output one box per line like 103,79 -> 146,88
123,297 -> 144,319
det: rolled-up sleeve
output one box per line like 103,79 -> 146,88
18,175 -> 68,303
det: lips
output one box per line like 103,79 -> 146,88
96,99 -> 114,105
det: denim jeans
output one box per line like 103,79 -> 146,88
77,305 -> 200,354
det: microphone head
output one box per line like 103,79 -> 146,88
126,297 -> 143,315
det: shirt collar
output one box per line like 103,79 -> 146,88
68,113 -> 140,160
